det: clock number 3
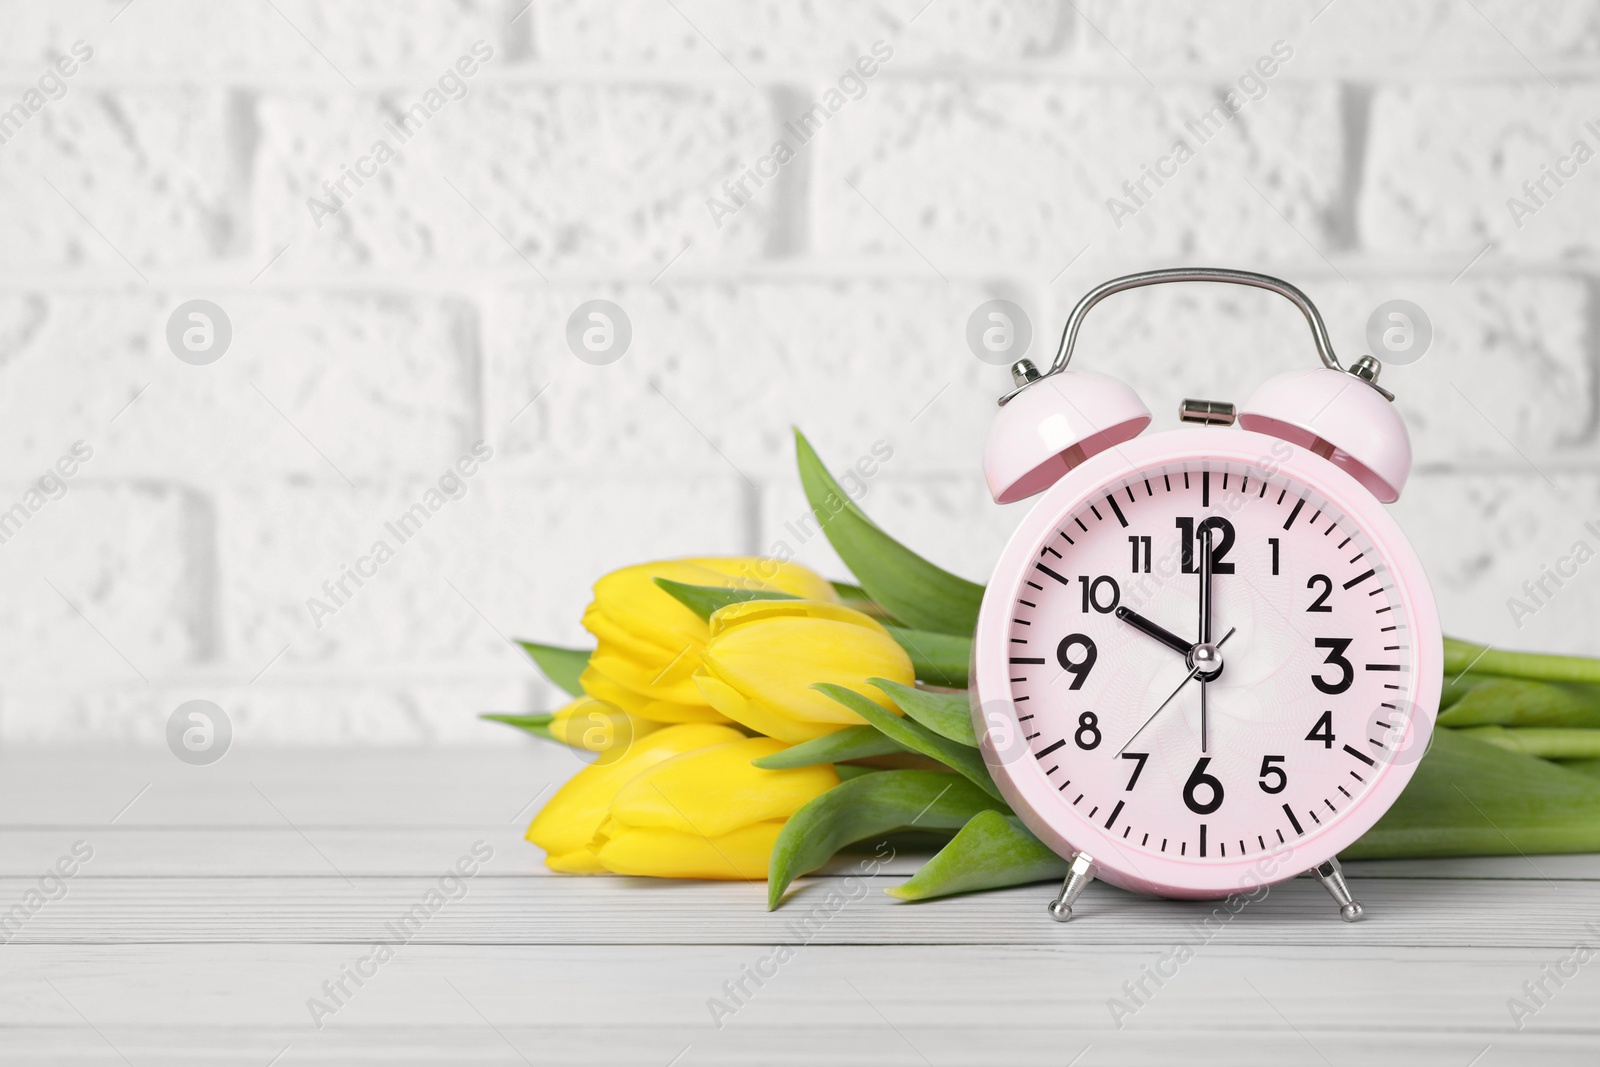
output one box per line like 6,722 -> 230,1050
1312,637 -> 1355,694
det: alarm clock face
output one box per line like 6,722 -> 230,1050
974,429 -> 1442,899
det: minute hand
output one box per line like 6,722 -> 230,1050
1199,521 -> 1214,753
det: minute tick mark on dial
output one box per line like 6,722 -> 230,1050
1036,562 -> 1070,585
1343,568 -> 1375,589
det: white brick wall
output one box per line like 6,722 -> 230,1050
2,0 -> 1598,744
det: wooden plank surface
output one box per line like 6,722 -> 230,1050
1,746 -> 1596,1065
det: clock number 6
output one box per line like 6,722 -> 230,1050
1182,757 -> 1224,815
1056,634 -> 1098,690
1312,637 -> 1354,694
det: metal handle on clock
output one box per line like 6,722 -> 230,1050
999,267 -> 1358,406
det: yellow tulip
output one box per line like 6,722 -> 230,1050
593,737 -> 839,880
693,600 -> 916,744
526,723 -> 745,873
544,696 -> 662,764
579,557 -> 836,724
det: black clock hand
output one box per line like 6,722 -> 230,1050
1199,522 -> 1214,754
1114,626 -> 1234,757
1113,606 -> 1191,657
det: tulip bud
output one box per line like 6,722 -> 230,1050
544,696 -> 662,765
593,737 -> 839,879
693,600 -> 916,744
527,723 -> 746,873
579,558 -> 836,724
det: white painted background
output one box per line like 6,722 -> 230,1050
3,0 -> 1597,746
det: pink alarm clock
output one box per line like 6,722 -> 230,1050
971,268 -> 1442,922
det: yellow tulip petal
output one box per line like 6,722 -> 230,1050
609,737 -> 839,838
579,666 -> 727,723
694,672 -> 838,744
525,723 -> 746,859
699,606 -> 915,728
595,820 -> 786,880
544,848 -> 606,874
546,697 -> 663,756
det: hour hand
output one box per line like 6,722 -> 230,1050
1113,606 -> 1192,657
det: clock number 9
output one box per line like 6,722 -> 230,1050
1312,637 -> 1355,695
1055,633 -> 1097,690
1182,757 -> 1224,815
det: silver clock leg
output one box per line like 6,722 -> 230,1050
1311,857 -> 1365,922
1047,852 -> 1096,922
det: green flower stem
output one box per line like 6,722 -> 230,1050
1443,637 -> 1600,685
1436,677 -> 1600,729
1453,725 -> 1600,760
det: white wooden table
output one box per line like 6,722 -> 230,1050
3,745 -> 1596,1065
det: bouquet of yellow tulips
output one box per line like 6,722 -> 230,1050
489,432 -> 1600,907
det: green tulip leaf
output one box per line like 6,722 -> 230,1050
815,683 -> 1003,800
480,712 -> 557,743
1437,676 -> 1600,729
871,679 -> 977,747
887,809 -> 1070,901
886,626 -> 971,688
1452,725 -> 1600,761
1345,728 -> 1600,858
767,769 -> 1005,909
831,579 -> 872,601
1443,637 -> 1600,685
794,430 -> 984,636
515,641 -> 591,697
653,579 -> 800,622
751,725 -> 909,769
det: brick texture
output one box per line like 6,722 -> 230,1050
3,0 -> 1599,742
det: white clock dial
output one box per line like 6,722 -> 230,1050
1006,458 -> 1419,863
